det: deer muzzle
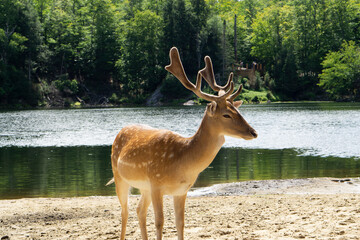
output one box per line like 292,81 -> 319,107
250,128 -> 258,139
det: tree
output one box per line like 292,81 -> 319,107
250,4 -> 299,98
319,41 -> 360,100
116,10 -> 163,99
243,0 -> 258,28
0,0 -> 43,105
326,0 -> 360,48
291,0 -> 333,97
190,0 -> 208,68
93,0 -> 119,84
0,28 -> 28,102
44,0 -> 76,77
162,0 -> 204,76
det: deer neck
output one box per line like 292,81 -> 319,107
185,112 -> 225,174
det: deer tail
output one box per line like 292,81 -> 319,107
105,177 -> 115,186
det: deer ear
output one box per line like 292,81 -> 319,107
207,101 -> 217,116
234,100 -> 243,109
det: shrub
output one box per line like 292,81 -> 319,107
109,93 -> 119,104
254,72 -> 263,91
251,96 -> 260,103
319,41 -> 360,101
266,92 -> 275,101
54,75 -> 79,94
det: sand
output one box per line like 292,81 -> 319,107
1,178 -> 360,240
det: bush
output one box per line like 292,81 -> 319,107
54,75 -> 79,94
266,91 -> 276,101
0,63 -> 38,106
264,72 -> 274,88
109,93 -> 119,104
254,72 -> 263,91
251,96 -> 260,103
319,41 -> 360,101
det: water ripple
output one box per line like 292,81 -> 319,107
1,102 -> 360,158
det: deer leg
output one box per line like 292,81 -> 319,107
137,190 -> 151,240
151,188 -> 164,240
174,194 -> 187,240
114,176 -> 129,240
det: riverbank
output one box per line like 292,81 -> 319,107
1,178 -> 360,239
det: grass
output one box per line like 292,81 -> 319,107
238,89 -> 278,103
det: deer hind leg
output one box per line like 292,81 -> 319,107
174,194 -> 187,240
114,176 -> 129,240
137,190 -> 151,240
151,188 -> 164,240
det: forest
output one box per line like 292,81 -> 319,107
1,0 -> 359,108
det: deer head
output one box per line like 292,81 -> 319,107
165,47 -> 257,140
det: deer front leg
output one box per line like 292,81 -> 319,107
137,190 -> 151,240
174,194 -> 187,240
151,188 -> 164,240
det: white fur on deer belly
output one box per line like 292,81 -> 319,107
125,179 -> 151,191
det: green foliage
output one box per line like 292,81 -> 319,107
0,62 -> 37,105
109,93 -> 119,104
0,29 -> 28,59
266,91 -> 276,101
251,95 -> 259,103
238,89 -> 270,103
54,76 -> 79,94
0,0 -> 42,106
116,9 -> 163,98
161,74 -> 191,100
319,41 -> 360,101
254,71 -> 263,91
1,0 -> 360,107
93,0 -> 119,83
263,72 -> 275,90
250,0 -> 360,100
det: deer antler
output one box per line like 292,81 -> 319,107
165,47 -> 233,102
229,84 -> 243,102
199,56 -> 232,95
199,53 -> 243,101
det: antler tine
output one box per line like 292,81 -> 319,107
199,56 -> 232,92
221,81 -> 234,100
218,72 -> 234,96
165,47 -> 196,91
229,83 -> 243,102
165,47 -> 219,102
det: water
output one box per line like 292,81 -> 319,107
1,102 -> 360,157
0,146 -> 359,199
1,102 -> 360,199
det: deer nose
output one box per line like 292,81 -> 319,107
250,129 -> 258,138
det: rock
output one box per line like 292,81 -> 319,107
183,100 -> 195,106
146,86 -> 163,106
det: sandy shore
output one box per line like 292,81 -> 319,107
1,178 -> 360,240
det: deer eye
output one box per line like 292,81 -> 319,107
223,114 -> 231,119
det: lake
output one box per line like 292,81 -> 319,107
1,102 -> 360,199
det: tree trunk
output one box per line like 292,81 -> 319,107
222,20 -> 226,83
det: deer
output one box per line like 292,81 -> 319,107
107,47 -> 257,240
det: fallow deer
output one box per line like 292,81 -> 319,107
108,47 -> 257,240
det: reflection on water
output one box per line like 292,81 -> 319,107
0,146 -> 112,199
196,148 -> 360,187
1,146 -> 359,199
1,102 -> 360,199
1,102 -> 360,158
